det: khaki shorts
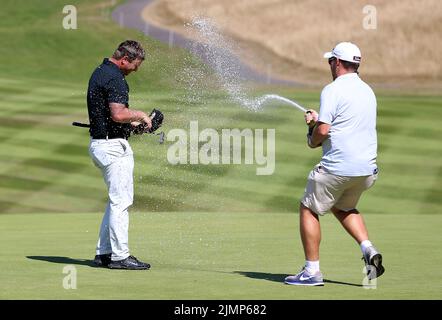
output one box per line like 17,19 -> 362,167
301,164 -> 377,216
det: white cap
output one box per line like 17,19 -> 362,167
323,42 -> 361,64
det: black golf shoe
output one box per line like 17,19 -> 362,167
362,246 -> 385,280
93,253 -> 112,267
108,255 -> 150,270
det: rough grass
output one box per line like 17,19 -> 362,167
143,0 -> 442,88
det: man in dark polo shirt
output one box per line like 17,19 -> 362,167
88,40 -> 152,270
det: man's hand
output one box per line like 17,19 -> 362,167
130,117 -> 152,135
109,103 -> 152,130
305,109 -> 319,128
131,121 -> 141,127
304,109 -> 326,149
131,121 -> 144,135
130,109 -> 164,134
139,112 -> 152,129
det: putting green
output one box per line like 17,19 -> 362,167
0,212 -> 441,299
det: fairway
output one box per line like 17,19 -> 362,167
1,0 -> 441,301
1,76 -> 441,215
1,212 -> 441,299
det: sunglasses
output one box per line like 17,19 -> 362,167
328,57 -> 337,65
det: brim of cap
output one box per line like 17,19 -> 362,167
323,52 -> 333,59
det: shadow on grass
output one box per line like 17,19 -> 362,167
323,279 -> 363,287
27,256 -> 96,267
234,271 -> 363,287
234,271 -> 286,283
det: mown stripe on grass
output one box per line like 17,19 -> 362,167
0,142 -> 88,164
378,160 -> 440,176
377,123 -> 442,140
377,108 -> 411,119
53,142 -> 89,157
382,144 -> 442,158
0,83 -> 85,118
421,166 -> 442,214
371,182 -> 441,205
7,101 -> 85,117
0,86 -> 33,97
0,137 -> 88,159
0,174 -> 52,191
21,157 -> 85,172
0,199 -> 58,213
0,116 -> 42,130
2,89 -> 79,106
0,125 -> 86,148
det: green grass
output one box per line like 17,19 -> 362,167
1,76 -> 441,215
0,0 -> 441,215
0,212 -> 441,299
0,0 -> 442,300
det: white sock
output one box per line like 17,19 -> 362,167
305,260 -> 320,274
360,240 -> 373,254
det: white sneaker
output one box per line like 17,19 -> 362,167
284,267 -> 324,286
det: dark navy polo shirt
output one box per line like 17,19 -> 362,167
87,58 -> 131,139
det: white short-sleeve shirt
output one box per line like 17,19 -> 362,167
318,73 -> 377,176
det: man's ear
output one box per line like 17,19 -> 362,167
120,57 -> 130,66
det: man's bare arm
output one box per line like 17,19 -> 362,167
109,103 -> 152,128
308,122 -> 330,148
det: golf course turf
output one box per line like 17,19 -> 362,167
1,212 -> 441,299
0,0 -> 441,300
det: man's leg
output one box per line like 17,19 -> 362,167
300,203 -> 321,261
91,202 -> 113,267
104,152 -> 134,262
332,206 -> 384,279
284,203 -> 324,286
103,145 -> 149,270
332,174 -> 378,245
96,202 -> 112,255
89,140 -> 149,269
89,140 -> 119,266
331,207 -> 368,243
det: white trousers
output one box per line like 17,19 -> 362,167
89,138 -> 134,261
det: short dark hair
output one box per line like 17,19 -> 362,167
340,59 -> 359,72
112,40 -> 145,62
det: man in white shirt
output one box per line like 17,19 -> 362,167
285,42 -> 384,286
